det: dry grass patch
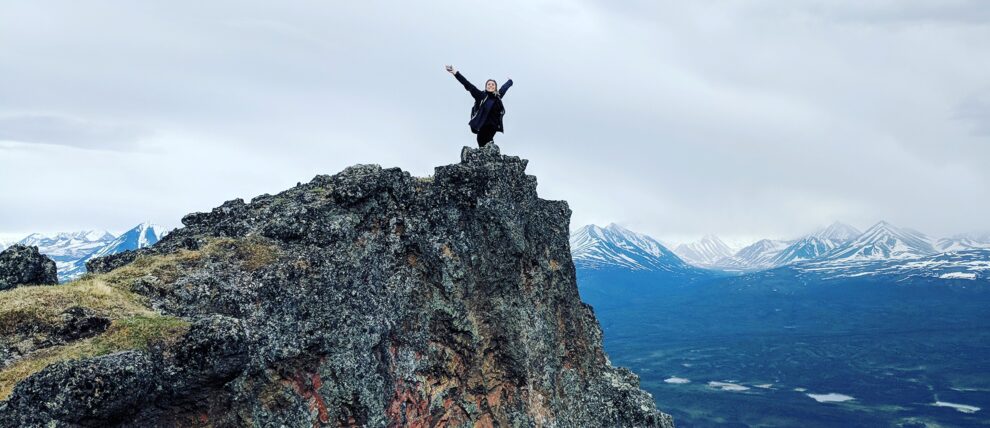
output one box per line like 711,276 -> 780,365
0,278 -> 153,337
201,237 -> 278,271
104,248 -> 204,286
0,315 -> 189,400
441,244 -> 456,259
0,236 -> 277,400
0,248 -> 205,400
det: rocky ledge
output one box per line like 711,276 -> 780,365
0,145 -> 673,427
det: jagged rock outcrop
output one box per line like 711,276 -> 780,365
0,245 -> 57,290
1,145 -> 673,427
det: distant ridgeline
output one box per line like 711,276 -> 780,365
570,223 -> 990,427
0,145 -> 674,427
572,221 -> 990,281
9,223 -> 167,282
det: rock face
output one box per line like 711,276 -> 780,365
2,145 -> 673,427
0,244 -> 58,290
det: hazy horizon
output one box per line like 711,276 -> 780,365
6,218 -> 986,254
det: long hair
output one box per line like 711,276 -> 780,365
485,79 -> 499,96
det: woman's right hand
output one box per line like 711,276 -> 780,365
445,65 -> 456,74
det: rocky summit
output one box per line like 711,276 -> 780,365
0,145 -> 673,427
0,245 -> 58,291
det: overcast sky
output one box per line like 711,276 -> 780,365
1,0 -> 988,247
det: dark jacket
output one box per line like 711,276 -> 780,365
454,71 -> 513,134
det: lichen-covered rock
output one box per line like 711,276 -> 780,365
56,306 -> 113,342
0,245 -> 57,290
2,145 -> 674,427
1,351 -> 158,427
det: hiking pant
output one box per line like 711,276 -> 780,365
476,124 -> 497,147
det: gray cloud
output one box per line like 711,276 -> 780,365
0,0 -> 987,243
956,92 -> 990,136
0,114 -> 146,150
818,0 -> 990,25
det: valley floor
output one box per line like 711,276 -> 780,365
579,270 -> 990,427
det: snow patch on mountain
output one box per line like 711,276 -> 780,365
795,249 -> 990,281
673,235 -> 735,268
936,237 -> 990,253
571,224 -> 692,272
823,221 -> 937,261
723,239 -> 792,271
812,222 -> 861,243
80,223 -> 168,275
771,236 -> 840,266
17,230 -> 115,259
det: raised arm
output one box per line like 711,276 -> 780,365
447,65 -> 482,98
499,78 -> 513,97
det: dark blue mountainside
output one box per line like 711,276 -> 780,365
573,223 -> 990,427
570,224 -> 724,308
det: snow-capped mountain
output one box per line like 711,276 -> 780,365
952,231 -> 990,243
11,222 -> 168,282
822,221 -> 937,261
770,236 -> 841,266
708,223 -> 861,271
570,223 -> 692,272
765,220 -> 990,282
673,234 -> 735,268
763,222 -> 862,267
16,230 -> 117,279
812,221 -> 861,243
724,238 -> 792,270
935,237 -> 990,252
570,220 -> 988,282
85,222 -> 167,262
17,230 -> 116,260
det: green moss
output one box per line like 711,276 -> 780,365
90,315 -> 189,355
309,186 -> 330,197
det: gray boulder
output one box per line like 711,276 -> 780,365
0,244 -> 58,290
0,351 -> 158,427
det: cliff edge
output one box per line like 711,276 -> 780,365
0,145 -> 673,427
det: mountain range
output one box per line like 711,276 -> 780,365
574,222 -> 990,427
574,221 -> 990,281
8,222 -> 168,282
570,224 -> 693,273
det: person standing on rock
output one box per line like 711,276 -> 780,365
445,65 -> 512,148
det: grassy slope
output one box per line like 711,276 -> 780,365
0,237 -> 279,400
